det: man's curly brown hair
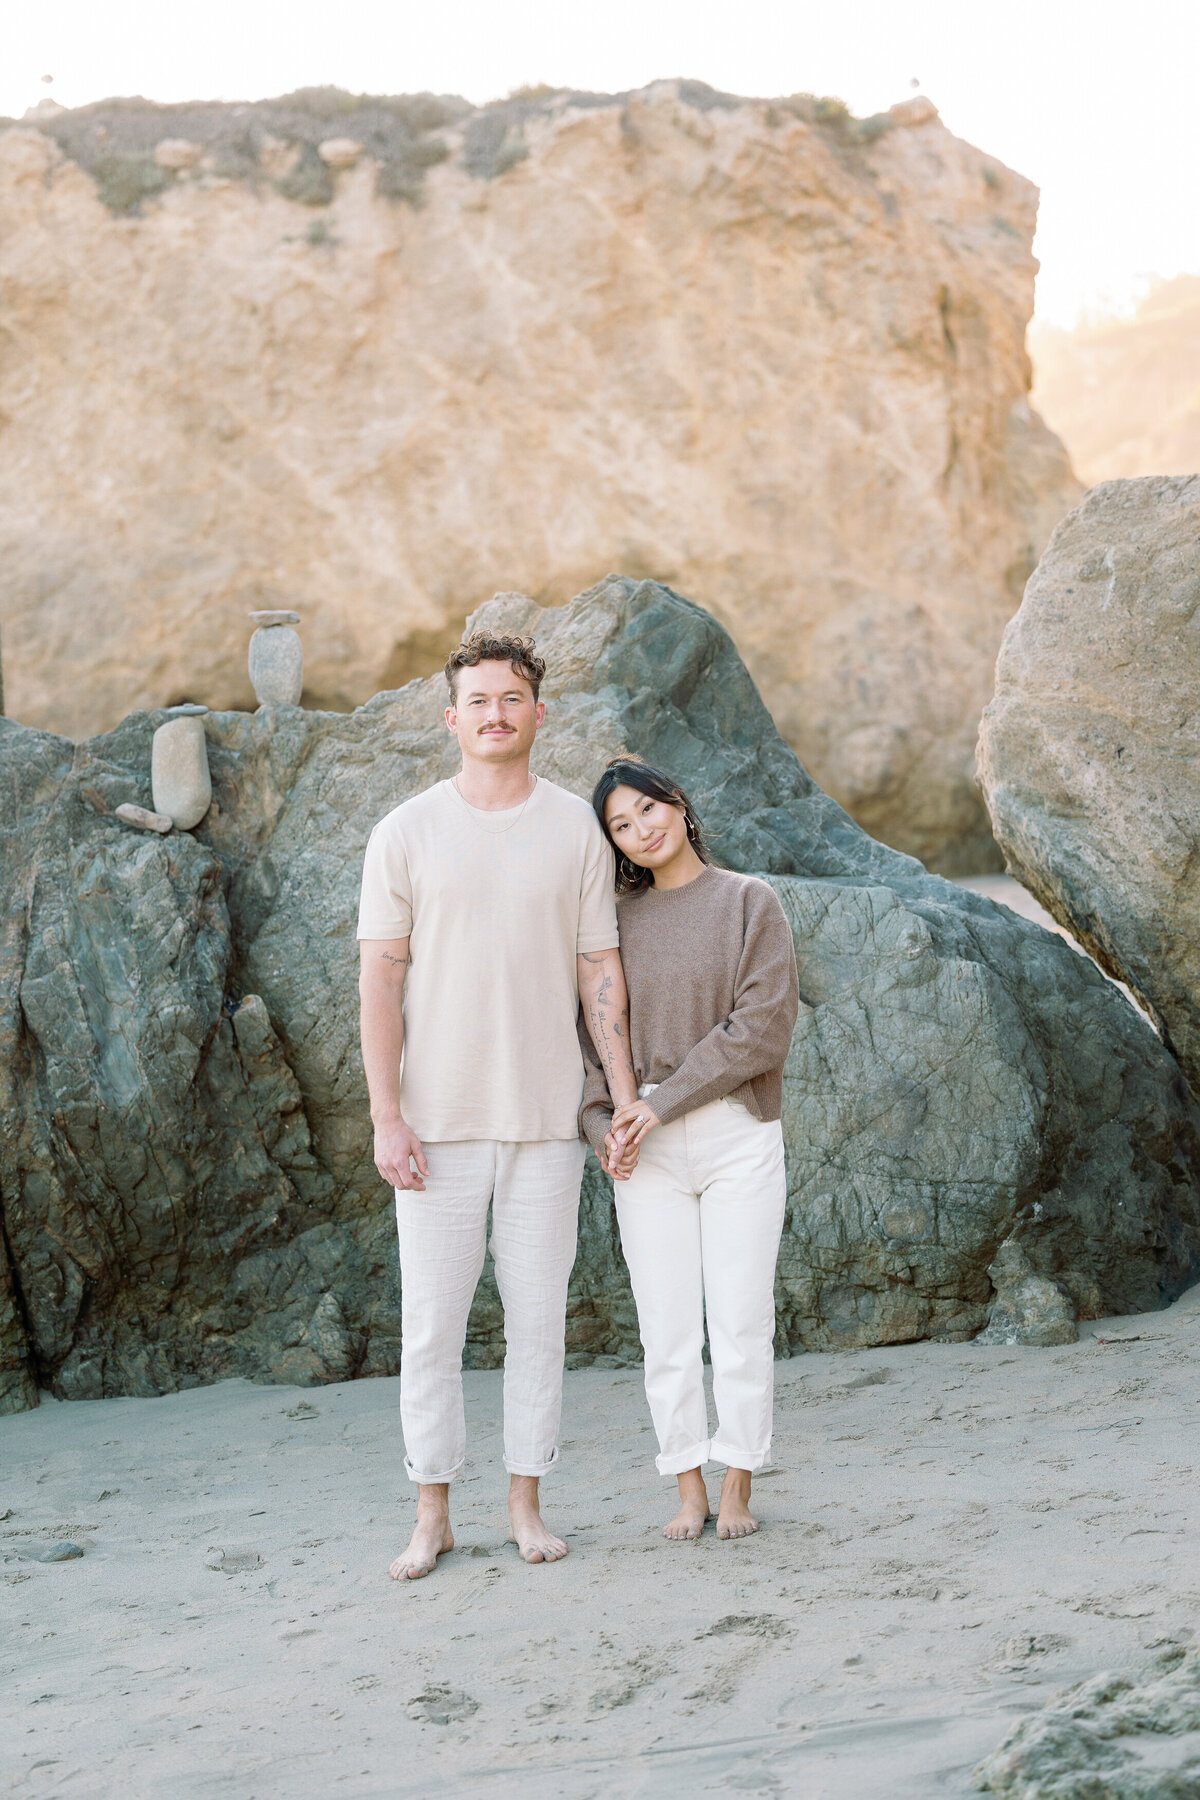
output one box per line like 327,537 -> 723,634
444,630 -> 547,703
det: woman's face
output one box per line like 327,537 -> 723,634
603,784 -> 691,872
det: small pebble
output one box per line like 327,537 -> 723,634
116,803 -> 173,835
247,610 -> 300,626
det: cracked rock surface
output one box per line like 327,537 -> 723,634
1,577 -> 1197,1412
979,475 -> 1200,1105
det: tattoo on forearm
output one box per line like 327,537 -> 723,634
586,982 -> 629,1085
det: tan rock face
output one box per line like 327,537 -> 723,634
978,476 -> 1200,1096
1031,276 -> 1200,485
0,86 -> 1079,871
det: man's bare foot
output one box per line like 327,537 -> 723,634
664,1467 -> 710,1540
507,1474 -> 567,1564
716,1467 -> 758,1540
390,1483 -> 454,1580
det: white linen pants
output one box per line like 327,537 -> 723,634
614,1096 -> 787,1476
394,1137 -> 585,1485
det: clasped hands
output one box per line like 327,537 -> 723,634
376,1104 -> 661,1193
602,1100 -> 661,1181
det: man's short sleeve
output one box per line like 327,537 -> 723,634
576,817 -> 619,953
356,818 -> 413,939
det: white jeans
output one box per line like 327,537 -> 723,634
394,1138 -> 586,1484
615,1096 -> 787,1476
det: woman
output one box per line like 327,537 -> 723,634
581,758 -> 799,1541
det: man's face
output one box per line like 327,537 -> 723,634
446,660 -> 544,764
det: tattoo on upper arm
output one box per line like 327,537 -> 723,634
380,950 -> 408,967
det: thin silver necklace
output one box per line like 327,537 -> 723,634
450,773 -> 537,833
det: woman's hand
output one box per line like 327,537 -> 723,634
610,1100 -> 661,1153
603,1124 -> 640,1181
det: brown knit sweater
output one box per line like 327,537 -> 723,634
579,865 -> 800,1153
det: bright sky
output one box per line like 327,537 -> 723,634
4,0 -> 1197,326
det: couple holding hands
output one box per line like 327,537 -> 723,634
357,629 -> 798,1580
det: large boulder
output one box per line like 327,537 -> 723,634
1,576 -> 1197,1413
0,82 -> 1081,871
978,477 -> 1200,1100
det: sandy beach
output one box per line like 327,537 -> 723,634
3,1283 -> 1197,1799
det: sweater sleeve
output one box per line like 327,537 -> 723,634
647,882 -> 799,1127
576,1006 -> 615,1154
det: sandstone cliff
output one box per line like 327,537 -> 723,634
2,578 -> 1196,1416
1031,276 -> 1200,485
0,84 -> 1079,873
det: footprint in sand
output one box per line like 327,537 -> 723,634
205,1548 -> 263,1574
407,1685 -> 479,1725
697,1614 -> 792,1641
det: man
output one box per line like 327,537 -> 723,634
358,629 -> 638,1579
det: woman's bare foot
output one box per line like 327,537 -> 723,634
716,1467 -> 758,1539
507,1474 -> 568,1564
390,1483 -> 454,1580
664,1467 -> 710,1540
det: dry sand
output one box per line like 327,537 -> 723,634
3,1284 -> 1198,1800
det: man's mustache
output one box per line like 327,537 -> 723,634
477,723 -> 516,733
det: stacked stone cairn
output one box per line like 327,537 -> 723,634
115,612 -> 302,837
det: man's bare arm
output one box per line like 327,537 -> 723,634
577,948 -> 638,1110
358,939 -> 428,1191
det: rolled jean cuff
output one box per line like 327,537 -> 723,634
655,1438 -> 711,1477
710,1438 -> 771,1474
404,1456 -> 465,1485
503,1445 -> 560,1478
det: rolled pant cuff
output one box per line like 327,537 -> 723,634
710,1438 -> 771,1473
404,1456 -> 465,1485
503,1446 -> 560,1477
655,1439 -> 712,1477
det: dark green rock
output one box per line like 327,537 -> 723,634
0,577 -> 1197,1412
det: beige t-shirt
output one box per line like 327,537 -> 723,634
357,777 -> 619,1142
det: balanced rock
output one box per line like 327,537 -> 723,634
0,577 -> 1196,1415
978,476 -> 1200,1099
248,623 -> 303,708
150,713 -> 212,830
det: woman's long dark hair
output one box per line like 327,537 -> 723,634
591,757 -> 711,894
